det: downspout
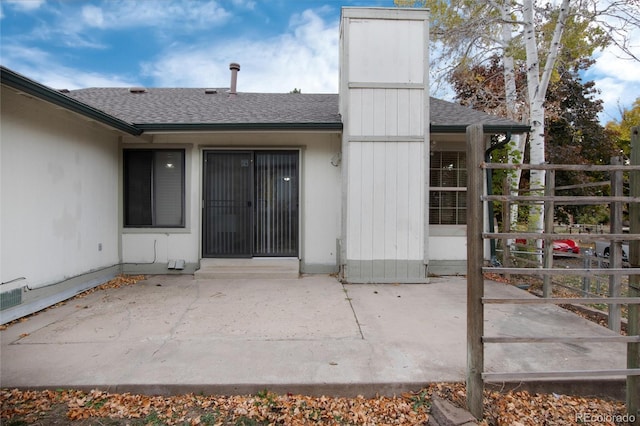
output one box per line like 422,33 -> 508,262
485,132 -> 512,266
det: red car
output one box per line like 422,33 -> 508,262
515,238 -> 580,254
552,239 -> 580,254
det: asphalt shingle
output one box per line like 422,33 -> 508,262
66,87 -> 527,131
66,88 -> 341,125
429,97 -> 525,129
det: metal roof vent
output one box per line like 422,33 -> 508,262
229,62 -> 240,96
204,88 -> 217,94
129,87 -> 147,94
58,89 -> 70,93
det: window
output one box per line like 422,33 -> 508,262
124,149 -> 185,227
429,151 -> 467,225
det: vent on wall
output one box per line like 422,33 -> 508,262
1,288 -> 22,311
168,259 -> 185,270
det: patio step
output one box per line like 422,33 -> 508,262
195,258 -> 300,280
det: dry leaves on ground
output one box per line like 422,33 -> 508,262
0,275 -> 145,331
481,389 -> 631,426
1,385 -> 633,426
75,274 -> 146,297
1,388 -> 429,425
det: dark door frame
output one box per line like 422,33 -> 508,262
202,149 -> 300,258
202,150 -> 254,258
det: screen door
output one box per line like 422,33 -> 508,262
203,151 -> 298,257
203,152 -> 253,257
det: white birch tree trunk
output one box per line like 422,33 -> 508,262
499,0 -> 525,234
523,0 -> 570,246
508,135 -> 525,231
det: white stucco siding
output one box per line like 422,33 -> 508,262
122,233 -> 196,264
348,18 -> 425,84
120,143 -> 199,269
346,141 -> 424,261
1,89 -> 120,288
428,237 -> 467,260
301,137 -> 342,268
120,132 -> 342,272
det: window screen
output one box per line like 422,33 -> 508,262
429,151 -> 467,225
124,149 -> 185,227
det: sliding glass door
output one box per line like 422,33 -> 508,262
203,150 -> 298,257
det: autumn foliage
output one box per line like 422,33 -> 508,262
1,385 -> 630,425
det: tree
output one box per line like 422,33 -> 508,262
451,55 -> 618,227
606,97 -> 640,159
545,57 -> 619,225
397,0 -> 640,234
451,56 -> 528,123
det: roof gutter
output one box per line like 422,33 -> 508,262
431,124 -> 530,134
135,122 -> 344,132
1,66 -> 142,136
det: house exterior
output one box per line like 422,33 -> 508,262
0,7 -> 528,322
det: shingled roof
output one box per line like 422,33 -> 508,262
66,87 -> 529,133
66,88 -> 342,131
429,97 -> 528,133
2,66 -> 527,134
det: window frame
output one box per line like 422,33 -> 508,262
123,148 -> 186,228
429,150 -> 467,226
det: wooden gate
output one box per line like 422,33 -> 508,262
466,124 -> 640,423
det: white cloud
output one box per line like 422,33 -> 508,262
79,0 -> 231,31
11,1 -> 232,50
231,0 -> 256,10
1,45 -> 139,89
2,4 -> 339,94
4,0 -> 45,11
141,8 -> 339,93
82,5 -> 105,28
40,68 -> 137,90
586,25 -> 640,123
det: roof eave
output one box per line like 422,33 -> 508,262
135,122 -> 344,132
431,124 -> 531,134
1,66 -> 142,136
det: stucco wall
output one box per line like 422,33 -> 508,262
120,131 -> 342,273
1,88 -> 120,291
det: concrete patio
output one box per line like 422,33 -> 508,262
0,275 -> 630,398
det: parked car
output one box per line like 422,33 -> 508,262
552,239 -> 580,254
514,238 -> 580,255
595,240 -> 629,263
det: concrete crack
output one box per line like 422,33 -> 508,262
152,279 -> 200,358
342,284 -> 365,340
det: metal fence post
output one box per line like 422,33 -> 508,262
582,249 -> 592,296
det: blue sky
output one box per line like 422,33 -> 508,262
1,0 -> 638,124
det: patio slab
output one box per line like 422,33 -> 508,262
0,274 -> 630,397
